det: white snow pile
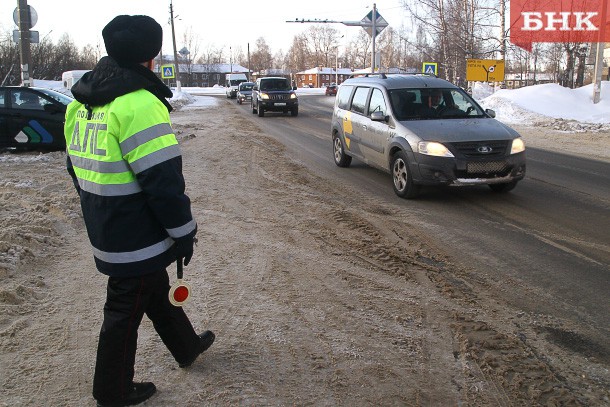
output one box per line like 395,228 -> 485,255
476,81 -> 610,133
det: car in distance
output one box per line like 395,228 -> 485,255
325,84 -> 338,96
331,74 -> 526,198
225,73 -> 248,98
251,77 -> 298,117
0,86 -> 73,151
236,82 -> 254,105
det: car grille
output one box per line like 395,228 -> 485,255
466,161 -> 509,174
269,94 -> 291,101
450,140 -> 509,157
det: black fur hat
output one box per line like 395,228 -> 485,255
103,15 -> 162,64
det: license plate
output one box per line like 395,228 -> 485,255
275,102 -> 286,106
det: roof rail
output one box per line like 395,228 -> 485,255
348,73 -> 388,79
348,72 -> 439,79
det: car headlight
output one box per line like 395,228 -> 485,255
418,141 -> 454,157
290,93 -> 297,99
260,92 -> 269,100
510,138 -> 525,154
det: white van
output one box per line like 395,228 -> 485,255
225,73 -> 248,98
62,70 -> 90,89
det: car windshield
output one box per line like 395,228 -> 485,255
389,88 -> 484,120
240,84 -> 253,91
260,79 -> 291,91
34,88 -> 74,105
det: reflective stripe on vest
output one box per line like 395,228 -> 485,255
166,219 -> 197,239
65,90 -> 179,196
92,237 -> 174,263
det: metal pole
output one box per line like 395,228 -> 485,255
17,0 -> 32,87
247,42 -> 251,81
334,44 -> 338,84
592,0 -> 607,104
371,3 -> 377,72
170,0 -> 181,92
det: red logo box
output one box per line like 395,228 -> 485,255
510,0 -> 610,50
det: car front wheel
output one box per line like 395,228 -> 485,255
332,134 -> 352,167
391,151 -> 420,199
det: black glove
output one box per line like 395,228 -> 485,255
173,236 -> 197,266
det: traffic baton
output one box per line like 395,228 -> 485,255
169,257 -> 191,307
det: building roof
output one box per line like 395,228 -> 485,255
154,61 -> 249,74
297,67 -> 354,75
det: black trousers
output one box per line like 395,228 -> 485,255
92,269 -> 200,402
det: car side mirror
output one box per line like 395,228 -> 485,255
485,108 -> 496,118
293,86 -> 297,90
370,111 -> 387,122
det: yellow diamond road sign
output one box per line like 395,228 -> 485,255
466,59 -> 505,82
161,64 -> 175,79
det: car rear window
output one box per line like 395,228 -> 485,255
350,87 -> 370,115
336,85 -> 353,109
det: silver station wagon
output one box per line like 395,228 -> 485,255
331,74 -> 526,198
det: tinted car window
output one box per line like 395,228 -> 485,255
259,79 -> 290,91
351,87 -> 370,115
368,88 -> 387,116
389,88 -> 483,120
337,85 -> 353,109
12,90 -> 45,111
36,88 -> 74,105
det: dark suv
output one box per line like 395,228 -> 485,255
331,74 -> 526,198
251,77 -> 298,117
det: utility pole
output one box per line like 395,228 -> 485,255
17,0 -> 32,87
592,0 -> 607,104
247,43 -> 251,81
169,0 -> 181,92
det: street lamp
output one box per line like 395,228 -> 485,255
335,35 -> 344,85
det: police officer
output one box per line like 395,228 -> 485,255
64,15 -> 214,407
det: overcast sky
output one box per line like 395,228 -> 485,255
3,0 -> 409,56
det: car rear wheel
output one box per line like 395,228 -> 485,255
391,151 -> 420,199
489,181 -> 518,193
332,134 -> 352,167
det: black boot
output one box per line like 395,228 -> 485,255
179,330 -> 215,368
96,382 -> 156,407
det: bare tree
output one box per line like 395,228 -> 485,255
250,37 -> 273,73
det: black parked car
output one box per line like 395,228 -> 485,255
0,86 -> 73,151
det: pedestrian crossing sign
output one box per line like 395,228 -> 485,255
161,64 -> 175,79
422,62 -> 438,76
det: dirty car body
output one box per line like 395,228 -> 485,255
330,74 -> 526,198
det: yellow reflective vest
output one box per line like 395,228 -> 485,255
65,89 -> 196,276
